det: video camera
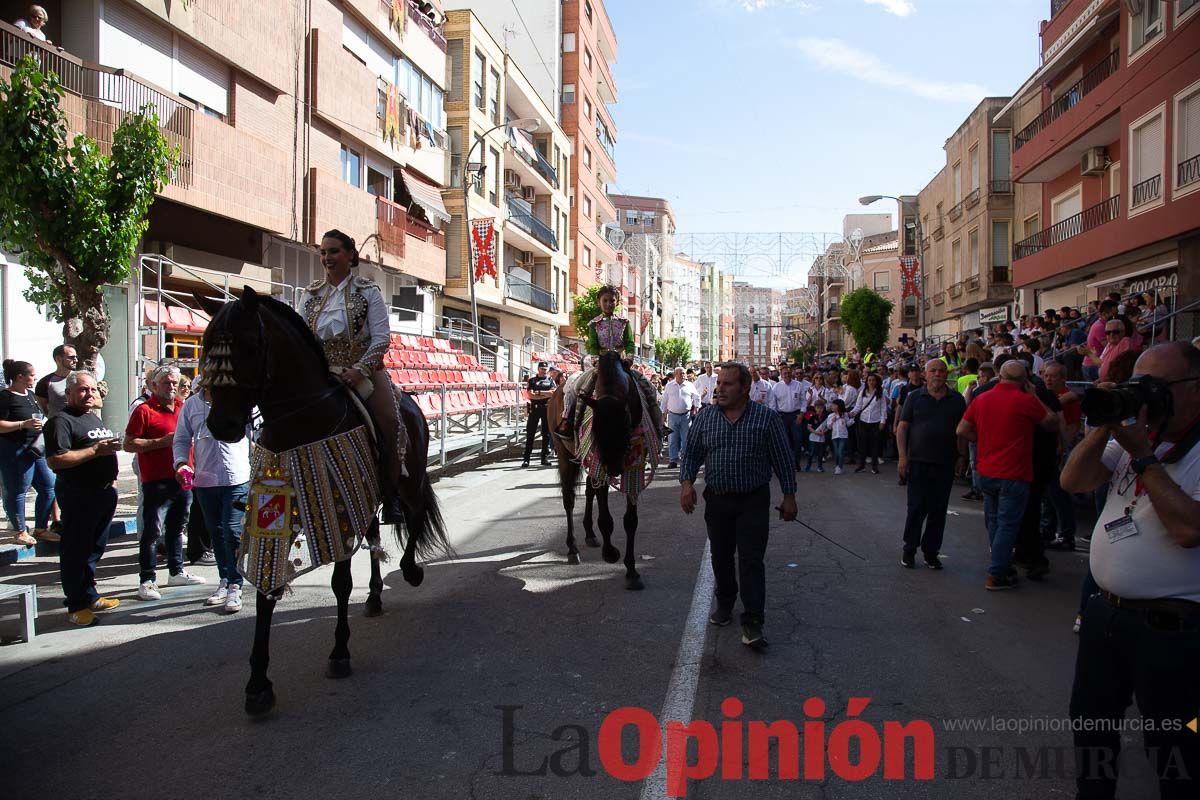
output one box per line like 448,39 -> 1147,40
1081,375 -> 1174,426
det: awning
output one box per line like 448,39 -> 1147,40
144,301 -> 209,334
400,170 -> 450,224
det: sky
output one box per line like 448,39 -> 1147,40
605,0 -> 1047,279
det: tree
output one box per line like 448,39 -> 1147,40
654,337 -> 692,368
790,343 -> 817,367
0,57 -> 174,372
839,288 -> 894,355
571,284 -> 621,338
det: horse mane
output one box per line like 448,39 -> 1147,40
596,351 -> 623,395
591,395 -> 631,477
208,292 -> 330,374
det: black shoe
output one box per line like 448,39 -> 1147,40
381,495 -> 405,526
961,490 -> 981,500
1026,562 -> 1051,581
541,458 -> 551,466
741,622 -> 767,649
871,466 -> 880,474
986,574 -> 1020,591
1047,536 -> 1075,551
900,552 -> 915,569
669,461 -> 678,469
709,606 -> 733,627
854,464 -> 866,473
521,459 -> 530,467
925,555 -> 944,570
898,477 -> 907,486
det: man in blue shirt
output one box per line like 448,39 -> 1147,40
680,363 -> 798,649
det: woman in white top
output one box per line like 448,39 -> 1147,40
852,372 -> 888,473
826,399 -> 850,474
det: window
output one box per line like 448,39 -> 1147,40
584,97 -> 592,119
643,211 -> 656,227
969,145 -> 980,191
489,68 -> 500,123
1023,214 -> 1039,238
562,83 -> 576,104
366,165 -> 390,198
391,287 -> 422,322
583,246 -> 592,272
448,40 -> 464,103
563,32 -> 576,52
625,209 -> 638,224
585,1 -> 594,23
584,48 -> 593,72
1175,85 -> 1200,191
1130,108 -> 1164,209
489,147 -> 500,205
903,215 -> 917,255
873,271 -> 890,292
340,145 -> 361,188
1180,0 -> 1200,22
935,267 -> 944,293
1130,1 -> 1163,56
951,239 -> 961,283
583,194 -> 592,218
1109,161 -> 1121,198
583,147 -> 592,169
952,163 -> 962,202
992,221 -> 1010,277
936,202 -> 944,227
1051,186 -> 1082,224
448,126 -> 464,188
991,130 -> 1011,183
968,228 -> 979,277
473,50 -> 486,110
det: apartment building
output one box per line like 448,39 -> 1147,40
719,271 -> 736,362
610,195 -> 678,355
914,98 -> 1019,336
0,0 -> 452,415
441,9 -> 572,360
699,262 -> 725,362
732,282 -> 784,365
1002,0 -> 1200,334
672,252 -> 705,357
783,286 -> 819,357
860,236 -> 920,346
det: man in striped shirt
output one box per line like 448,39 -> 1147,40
680,363 -> 798,649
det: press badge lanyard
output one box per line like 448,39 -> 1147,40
1109,414 -> 1200,542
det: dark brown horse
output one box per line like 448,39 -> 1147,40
548,351 -> 646,590
201,287 -> 449,715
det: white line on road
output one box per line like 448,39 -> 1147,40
639,543 -> 715,800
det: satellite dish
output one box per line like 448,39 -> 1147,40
608,225 -> 627,251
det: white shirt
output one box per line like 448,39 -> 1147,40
694,372 -> 718,404
16,20 -> 47,41
768,379 -> 804,413
172,392 -> 252,488
750,378 -> 773,405
839,385 -> 859,418
818,411 -> 848,440
1090,438 -> 1200,602
794,380 -> 812,409
660,380 -> 701,415
853,389 -> 888,425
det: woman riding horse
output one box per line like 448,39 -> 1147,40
301,230 -> 406,521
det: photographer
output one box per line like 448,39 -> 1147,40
1060,342 -> 1200,800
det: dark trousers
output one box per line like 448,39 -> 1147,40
1014,475 -> 1049,569
901,461 -> 955,558
57,482 -> 117,612
703,485 -> 770,625
1070,594 -> 1200,799
523,404 -> 550,463
139,478 -> 190,583
857,422 -> 883,465
779,412 -> 801,467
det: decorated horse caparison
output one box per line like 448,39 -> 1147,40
548,351 -> 660,590
201,287 -> 449,716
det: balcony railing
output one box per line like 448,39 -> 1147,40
403,0 -> 447,51
827,303 -> 840,317
965,187 -> 981,208
533,149 -> 558,187
505,195 -> 558,250
1131,174 -> 1161,208
1180,154 -> 1200,189
934,292 -> 945,305
505,272 -> 558,313
377,196 -> 407,258
932,223 -> 945,240
948,199 -> 964,221
966,274 -> 980,292
990,180 -> 1012,195
1051,0 -> 1071,17
1015,50 -> 1119,151
1013,195 -> 1119,259
948,282 -> 963,299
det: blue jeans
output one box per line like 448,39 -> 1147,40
830,438 -> 847,469
977,474 -> 1031,577
805,440 -> 825,469
1040,468 -> 1077,540
667,411 -> 691,462
0,438 -> 55,531
968,442 -> 980,492
139,478 -> 191,583
194,483 -> 248,586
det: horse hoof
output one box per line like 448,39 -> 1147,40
585,536 -> 600,548
602,545 -> 621,564
326,658 -> 353,679
364,596 -> 383,617
245,686 -> 276,717
625,575 -> 645,591
400,561 -> 425,587
567,552 -> 581,565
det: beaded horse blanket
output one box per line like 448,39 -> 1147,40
576,388 -> 661,506
241,426 -> 379,594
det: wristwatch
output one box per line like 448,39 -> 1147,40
1130,454 -> 1159,474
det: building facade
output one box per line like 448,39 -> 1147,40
719,271 -> 736,362
672,253 -> 704,357
732,282 -> 784,365
610,195 -> 677,355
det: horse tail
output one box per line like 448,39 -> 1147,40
406,473 -> 451,560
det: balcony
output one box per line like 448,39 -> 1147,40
403,0 -> 447,51
932,223 -> 945,240
1013,195 -> 1119,259
595,119 -> 616,165
1050,0 -> 1070,17
964,187 -> 981,209
948,199 -> 964,221
934,292 -> 945,306
1131,174 -> 1161,209
826,303 -> 840,318
966,275 -> 980,292
505,272 -> 558,313
948,282 -> 963,299
505,194 -> 557,250
377,196 -> 447,260
1015,50 -> 1119,151
1180,154 -> 1200,190
990,180 -> 1012,195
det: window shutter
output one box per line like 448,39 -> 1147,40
448,40 -> 464,102
342,13 -> 371,65
175,40 -> 229,116
100,0 -> 172,87
1182,93 -> 1200,160
447,215 -> 464,279
1135,116 -> 1162,183
991,131 -> 1010,180
992,221 -> 1010,268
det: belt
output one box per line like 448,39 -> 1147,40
1100,590 -> 1200,617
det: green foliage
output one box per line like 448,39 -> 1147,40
0,57 -> 174,365
572,284 -> 621,338
790,343 -> 817,366
839,288 -> 895,355
654,337 -> 692,368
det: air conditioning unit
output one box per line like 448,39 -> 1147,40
519,250 -> 534,266
503,169 -> 521,190
521,185 -> 536,202
1081,147 -> 1108,176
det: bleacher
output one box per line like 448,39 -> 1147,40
384,334 -> 525,418
531,351 -> 583,374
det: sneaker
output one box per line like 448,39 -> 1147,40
138,581 -> 162,601
1047,537 -> 1076,552
67,609 -> 96,626
985,574 -> 1020,591
198,550 -> 217,566
90,597 -> 121,612
924,556 -> 944,570
834,467 -> 843,475
817,465 -> 825,472
669,461 -> 678,469
205,579 -> 229,606
33,528 -> 61,542
871,466 -> 880,475
900,552 -> 915,569
224,584 -> 243,613
741,622 -> 767,649
854,464 -> 866,473
167,570 -> 207,587
708,606 -> 733,627
1073,614 -> 1082,634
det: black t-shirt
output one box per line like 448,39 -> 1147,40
0,389 -> 40,447
526,375 -> 555,406
900,387 -> 967,465
43,407 -> 119,489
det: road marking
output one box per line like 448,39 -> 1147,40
640,544 -> 714,800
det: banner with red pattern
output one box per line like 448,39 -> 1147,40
900,256 -> 922,299
470,218 -> 498,281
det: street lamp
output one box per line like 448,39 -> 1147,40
860,193 -> 925,348
463,117 -> 540,355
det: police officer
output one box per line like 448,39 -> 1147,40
523,362 -> 555,467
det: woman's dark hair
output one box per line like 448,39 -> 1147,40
864,371 -> 883,398
833,399 -> 846,413
3,359 -> 32,384
597,284 -> 618,300
964,357 -> 980,373
322,229 -> 360,267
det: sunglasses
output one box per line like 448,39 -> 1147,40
1105,329 -> 1123,335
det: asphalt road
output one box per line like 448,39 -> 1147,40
0,452 -> 1162,799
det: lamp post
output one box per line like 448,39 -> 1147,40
463,117 -> 540,355
859,194 -> 925,348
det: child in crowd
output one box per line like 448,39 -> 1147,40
804,399 -> 827,472
828,399 -> 850,475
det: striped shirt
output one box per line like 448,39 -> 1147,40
679,401 -> 798,495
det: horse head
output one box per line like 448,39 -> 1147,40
201,286 -> 263,442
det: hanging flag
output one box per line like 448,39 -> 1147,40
470,218 -> 498,281
384,83 -> 401,145
390,0 -> 408,33
900,256 -> 922,299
